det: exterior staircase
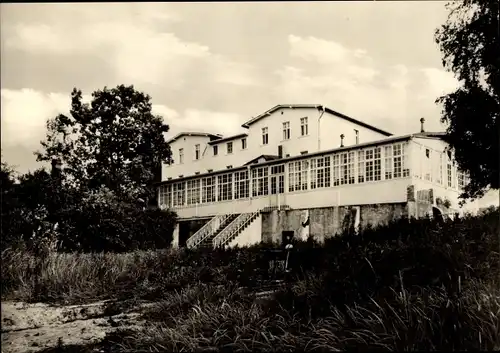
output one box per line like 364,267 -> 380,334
213,211 -> 260,249
198,214 -> 239,249
187,213 -> 237,249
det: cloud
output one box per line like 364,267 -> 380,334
273,34 -> 459,135
169,109 -> 245,137
1,89 -> 69,147
152,104 -> 245,137
1,88 -> 243,154
3,5 -> 260,88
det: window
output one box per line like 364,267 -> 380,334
282,121 -> 290,140
186,179 -> 200,205
310,156 -> 331,189
300,117 -> 308,136
213,145 -> 218,156
195,144 -> 200,160
333,152 -> 354,186
458,172 -> 469,190
179,148 -> 184,164
357,150 -> 365,183
252,166 -> 269,196
365,147 -> 381,182
458,170 -> 465,189
234,170 -> 249,199
172,182 -> 185,207
262,127 -> 269,145
227,142 -> 233,154
217,173 -> 233,201
424,148 -> 432,181
384,143 -> 409,180
202,176 -> 215,203
241,138 -> 247,150
384,146 -> 392,180
288,160 -> 308,192
447,163 -> 453,187
270,165 -> 285,194
343,152 -> 356,185
159,184 -> 172,208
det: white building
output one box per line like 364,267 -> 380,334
157,104 -> 478,249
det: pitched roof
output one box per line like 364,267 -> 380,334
241,104 -> 393,136
243,154 -> 280,166
208,133 -> 248,145
166,132 -> 222,144
412,132 -> 447,139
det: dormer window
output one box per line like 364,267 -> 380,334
213,145 -> 218,156
227,142 -> 233,154
241,138 -> 247,150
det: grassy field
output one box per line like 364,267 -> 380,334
2,210 -> 499,352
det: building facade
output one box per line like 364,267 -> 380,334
157,104 -> 478,249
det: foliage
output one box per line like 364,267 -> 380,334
5,212 -> 498,351
1,161 -> 177,253
35,84 -> 172,203
435,0 -> 499,201
2,84 -> 178,253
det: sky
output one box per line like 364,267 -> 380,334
0,2 -> 497,206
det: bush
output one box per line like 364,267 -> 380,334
0,164 -> 177,253
3,211 -> 499,351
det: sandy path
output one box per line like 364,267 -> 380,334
1,300 -> 149,353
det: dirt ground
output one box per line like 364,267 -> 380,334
1,300 -> 150,353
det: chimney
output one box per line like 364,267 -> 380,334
420,117 -> 425,133
340,134 -> 345,147
278,145 -> 283,158
354,129 -> 359,144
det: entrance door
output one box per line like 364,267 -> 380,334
270,165 -> 285,209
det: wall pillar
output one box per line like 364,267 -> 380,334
215,176 -> 219,202
183,181 -> 187,206
171,222 -> 180,249
406,184 -> 417,219
248,166 -> 253,199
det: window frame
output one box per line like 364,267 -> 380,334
262,127 -> 269,145
178,148 -> 184,164
195,144 -> 201,160
217,173 -> 233,201
282,121 -> 290,140
300,117 -> 308,136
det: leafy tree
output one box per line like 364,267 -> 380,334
35,85 -> 172,203
1,163 -> 62,248
435,0 -> 499,201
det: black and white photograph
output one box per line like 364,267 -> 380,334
1,1 -> 499,352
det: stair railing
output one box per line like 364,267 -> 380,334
213,211 -> 259,248
186,214 -> 231,249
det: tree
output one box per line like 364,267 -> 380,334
35,85 -> 172,203
435,0 -> 499,202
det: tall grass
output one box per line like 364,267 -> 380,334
4,210 -> 500,351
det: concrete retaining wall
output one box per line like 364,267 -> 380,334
261,202 -> 407,244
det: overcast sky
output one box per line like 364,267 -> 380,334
0,2 -> 497,205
